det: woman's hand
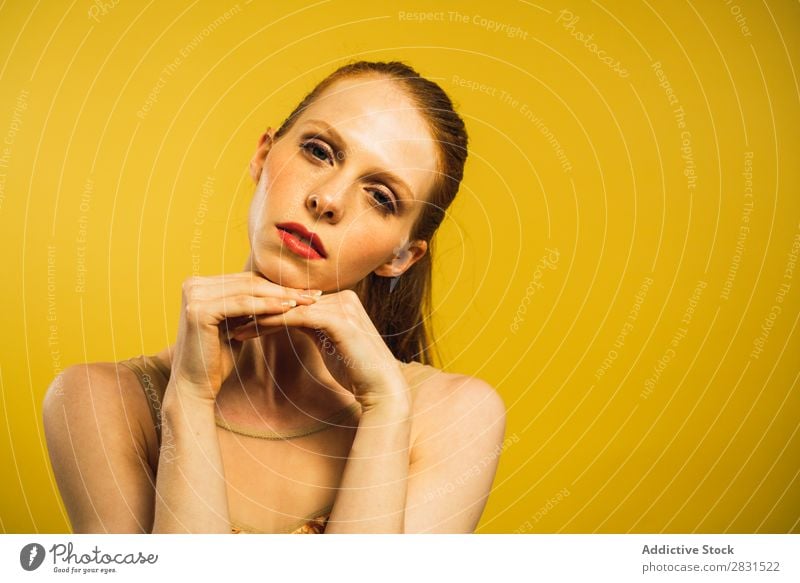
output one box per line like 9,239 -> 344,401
229,289 -> 410,412
168,273 -> 320,404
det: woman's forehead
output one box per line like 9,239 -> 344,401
298,77 -> 440,199
303,77 -> 434,147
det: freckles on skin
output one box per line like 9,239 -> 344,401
331,227 -> 407,284
246,76 -> 438,290
247,152 -> 417,290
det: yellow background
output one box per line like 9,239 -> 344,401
1,0 -> 798,533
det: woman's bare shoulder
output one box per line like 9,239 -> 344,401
44,359 -> 160,463
50,359 -> 153,407
400,361 -> 500,403
399,360 -> 457,396
399,362 -> 506,449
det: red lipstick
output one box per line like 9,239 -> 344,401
275,222 -> 327,260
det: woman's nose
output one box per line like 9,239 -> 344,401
305,185 -> 346,223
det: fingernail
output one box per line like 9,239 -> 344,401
300,290 -> 323,299
281,300 -> 297,307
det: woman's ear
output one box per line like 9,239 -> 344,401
373,239 -> 428,278
249,127 -> 275,183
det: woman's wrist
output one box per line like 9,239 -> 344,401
162,380 -> 218,416
359,387 -> 412,419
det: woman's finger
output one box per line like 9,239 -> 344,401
251,305 -> 316,329
185,295 -> 304,327
229,321 -> 282,341
229,318 -> 321,342
183,273 -> 321,303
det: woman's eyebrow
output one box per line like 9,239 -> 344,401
302,119 -> 416,203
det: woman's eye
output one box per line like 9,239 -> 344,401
302,140 -> 333,164
370,189 -> 397,214
300,138 -> 396,215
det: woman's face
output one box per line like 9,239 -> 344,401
247,76 -> 439,291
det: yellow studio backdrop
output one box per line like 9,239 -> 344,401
0,0 -> 798,534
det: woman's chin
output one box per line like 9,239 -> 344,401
249,259 -> 317,290
249,250 -> 357,292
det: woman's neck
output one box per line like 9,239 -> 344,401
226,325 -> 346,415
229,255 -> 352,415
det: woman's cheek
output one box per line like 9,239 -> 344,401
344,241 -> 395,278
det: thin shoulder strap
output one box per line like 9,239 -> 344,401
118,355 -> 170,446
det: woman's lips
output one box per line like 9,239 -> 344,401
276,226 -> 326,260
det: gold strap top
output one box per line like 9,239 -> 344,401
117,354 -> 361,446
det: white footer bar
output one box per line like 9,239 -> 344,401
1,534 -> 797,582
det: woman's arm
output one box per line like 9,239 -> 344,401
43,366 -> 232,534
324,390 -> 412,534
324,375 -> 507,534
403,377 -> 507,533
43,363 -> 158,533
151,382 -> 230,533
152,273 -> 315,533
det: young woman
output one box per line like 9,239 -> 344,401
43,61 -> 507,534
